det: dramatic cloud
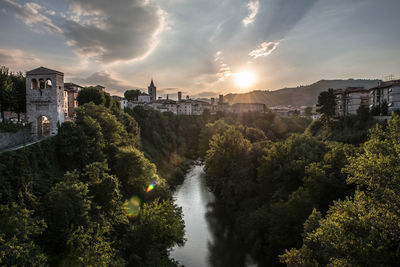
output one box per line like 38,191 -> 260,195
0,48 -> 40,69
72,70 -> 131,95
243,0 -> 259,26
249,41 -> 279,59
63,0 -> 167,63
0,0 -> 61,33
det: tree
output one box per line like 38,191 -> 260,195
304,107 -> 313,116
0,66 -> 13,122
40,181 -> 92,262
10,72 -> 26,121
124,89 -> 142,101
381,100 -> 388,116
0,202 -> 47,266
316,88 -> 336,121
121,199 -> 185,266
77,87 -> 106,106
281,115 -> 400,266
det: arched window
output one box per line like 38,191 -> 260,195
45,79 -> 52,89
39,79 -> 45,89
31,79 -> 38,89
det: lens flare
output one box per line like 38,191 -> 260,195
123,196 -> 141,218
146,180 -> 158,192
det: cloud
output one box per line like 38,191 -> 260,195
0,0 -> 61,33
63,0 -> 167,63
214,51 -> 232,81
249,41 -> 279,59
0,48 -> 41,69
71,70 -> 132,96
243,0 -> 259,26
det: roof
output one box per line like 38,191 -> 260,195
344,87 -> 368,93
149,79 -> 155,88
334,89 -> 344,95
334,87 -> 368,94
26,66 -> 63,76
370,80 -> 400,90
64,82 -> 83,89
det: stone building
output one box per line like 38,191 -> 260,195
64,82 -> 83,119
26,67 -> 65,136
148,79 -> 157,101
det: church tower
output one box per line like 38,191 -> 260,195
148,79 -> 156,101
25,67 -> 65,136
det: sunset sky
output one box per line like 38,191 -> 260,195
0,0 -> 399,98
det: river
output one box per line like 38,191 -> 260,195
170,164 -> 214,267
170,163 -> 256,267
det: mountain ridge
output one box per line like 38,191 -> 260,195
225,79 -> 381,107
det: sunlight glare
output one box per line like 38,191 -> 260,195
235,70 -> 255,89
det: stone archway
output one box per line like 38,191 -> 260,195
37,116 -> 50,137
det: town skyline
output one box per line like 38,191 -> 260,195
1,0 -> 400,97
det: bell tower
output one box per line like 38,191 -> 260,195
26,67 -> 65,136
148,79 -> 157,101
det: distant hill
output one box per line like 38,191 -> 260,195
225,79 -> 381,107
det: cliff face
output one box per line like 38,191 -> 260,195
225,79 -> 381,107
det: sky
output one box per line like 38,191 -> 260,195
0,0 -> 399,98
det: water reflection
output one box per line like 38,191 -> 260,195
170,164 -> 253,267
206,202 -> 248,267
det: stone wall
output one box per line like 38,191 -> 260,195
0,126 -> 33,151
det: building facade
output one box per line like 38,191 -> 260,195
334,87 -> 369,116
64,83 -> 83,119
138,93 -> 151,103
148,80 -> 157,101
369,80 -> 400,114
26,67 -> 65,136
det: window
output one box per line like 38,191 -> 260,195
31,79 -> 38,89
45,79 -> 52,88
39,79 -> 45,89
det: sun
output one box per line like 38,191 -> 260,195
235,70 -> 255,89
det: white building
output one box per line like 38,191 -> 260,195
177,101 -> 192,115
334,87 -> 369,116
138,93 -> 151,103
369,80 -> 400,114
120,99 -> 129,110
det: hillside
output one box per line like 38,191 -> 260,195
225,79 -> 381,107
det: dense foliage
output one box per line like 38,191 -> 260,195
203,120 -> 358,266
307,105 -> 378,144
0,66 -> 26,122
280,115 -> 400,266
203,105 -> 400,266
0,99 -> 185,266
316,88 -> 336,122
124,89 -> 141,102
